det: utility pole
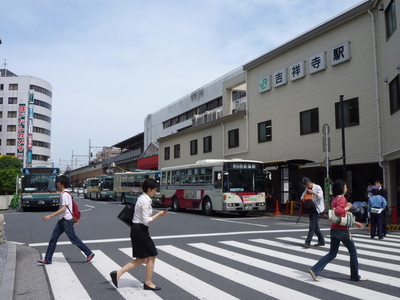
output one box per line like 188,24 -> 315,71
340,95 -> 347,182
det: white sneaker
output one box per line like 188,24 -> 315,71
309,269 -> 320,282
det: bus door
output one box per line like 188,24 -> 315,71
213,171 -> 223,211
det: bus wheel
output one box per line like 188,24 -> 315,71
239,211 -> 248,217
121,194 -> 126,205
203,198 -> 213,216
172,197 -> 180,212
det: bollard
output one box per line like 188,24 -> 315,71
391,205 -> 399,223
0,214 -> 4,245
290,200 -> 294,215
273,200 -> 282,215
285,200 -> 290,214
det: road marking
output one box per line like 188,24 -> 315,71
190,241 -> 400,300
90,250 -> 162,299
249,238 -> 400,287
29,228 -> 329,247
157,245 -> 319,300
210,218 -> 269,227
119,248 -> 240,299
278,236 -> 400,263
42,252 -> 91,300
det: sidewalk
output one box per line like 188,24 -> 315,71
0,242 -> 52,300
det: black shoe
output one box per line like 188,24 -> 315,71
144,283 -> 161,290
314,243 -> 325,246
379,236 -> 384,240
302,244 -> 310,249
110,271 -> 118,288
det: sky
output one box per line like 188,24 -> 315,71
1,0 -> 365,170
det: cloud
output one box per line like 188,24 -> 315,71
0,0 -> 364,168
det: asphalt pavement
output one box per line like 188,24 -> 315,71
0,207 -> 396,300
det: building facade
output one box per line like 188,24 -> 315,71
0,69 -> 53,167
156,0 -> 400,209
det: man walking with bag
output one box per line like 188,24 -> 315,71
301,177 -> 325,248
37,175 -> 95,265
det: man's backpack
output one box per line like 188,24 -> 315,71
63,191 -> 81,223
302,192 -> 316,213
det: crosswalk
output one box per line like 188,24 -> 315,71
41,232 -> 400,300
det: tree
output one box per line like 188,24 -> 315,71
0,156 -> 22,193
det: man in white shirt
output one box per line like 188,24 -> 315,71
37,175 -> 95,265
301,177 -> 325,248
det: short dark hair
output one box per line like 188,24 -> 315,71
332,179 -> 346,196
56,175 -> 69,188
375,179 -> 383,185
142,178 -> 159,192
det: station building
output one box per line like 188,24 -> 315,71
152,0 -> 400,209
0,69 -> 53,167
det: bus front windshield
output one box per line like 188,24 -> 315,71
102,179 -> 114,191
22,174 -> 58,192
223,169 -> 264,193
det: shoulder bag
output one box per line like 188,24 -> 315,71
117,203 -> 135,227
328,196 -> 355,227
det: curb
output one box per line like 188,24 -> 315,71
0,242 -> 16,300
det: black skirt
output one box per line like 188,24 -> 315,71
130,223 -> 158,258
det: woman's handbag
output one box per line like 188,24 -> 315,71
117,204 -> 135,227
328,209 -> 355,227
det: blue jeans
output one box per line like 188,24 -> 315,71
44,219 -> 92,263
310,228 -> 360,281
305,211 -> 324,245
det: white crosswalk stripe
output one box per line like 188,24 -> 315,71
41,232 -> 400,300
119,248 -> 240,300
42,252 -> 91,300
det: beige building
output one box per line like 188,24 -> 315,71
158,0 -> 399,209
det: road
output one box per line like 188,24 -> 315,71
3,194 -> 400,300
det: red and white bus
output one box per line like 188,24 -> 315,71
160,159 -> 266,216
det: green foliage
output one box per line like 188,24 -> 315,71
0,156 -> 22,191
0,156 -> 22,170
9,193 -> 20,209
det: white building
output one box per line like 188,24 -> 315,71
149,0 -> 400,209
0,69 -> 53,167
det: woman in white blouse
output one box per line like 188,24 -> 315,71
110,178 -> 167,290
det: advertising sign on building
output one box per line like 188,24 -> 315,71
29,90 -> 35,104
259,75 -> 271,93
273,68 -> 287,88
330,41 -> 351,66
28,134 -> 33,149
17,104 -> 26,163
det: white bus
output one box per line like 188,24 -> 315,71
114,170 -> 161,205
84,175 -> 114,200
160,159 -> 266,216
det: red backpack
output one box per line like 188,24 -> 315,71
63,191 -> 81,223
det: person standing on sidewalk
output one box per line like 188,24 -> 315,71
301,177 -> 325,248
309,179 -> 366,282
37,175 -> 95,265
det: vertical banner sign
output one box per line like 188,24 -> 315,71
27,90 -> 34,166
29,90 -> 35,104
17,104 -> 26,164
